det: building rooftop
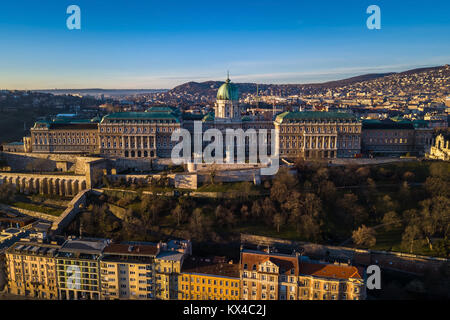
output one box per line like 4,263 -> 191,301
101,111 -> 180,123
147,105 -> 179,114
240,249 -> 299,276
300,262 -> 364,280
33,117 -> 99,129
182,112 -> 205,121
362,119 -> 414,130
275,111 -> 358,123
182,257 -> 240,279
5,142 -> 24,146
103,242 -> 159,256
156,251 -> 185,262
7,241 -> 60,257
59,238 -> 109,255
2,228 -> 22,235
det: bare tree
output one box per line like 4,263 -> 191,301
352,225 -> 377,247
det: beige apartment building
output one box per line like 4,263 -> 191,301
56,238 -> 108,300
100,242 -> 159,300
154,239 -> 192,300
240,249 -> 366,300
5,241 -> 60,299
298,262 -> 366,300
4,237 -> 193,301
178,257 -> 240,300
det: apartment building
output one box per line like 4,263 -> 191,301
4,237 -> 366,301
154,239 -> 191,300
240,249 -> 300,300
100,242 -> 159,300
56,238 -> 109,300
178,257 -> 240,300
4,237 -> 192,301
240,249 -> 366,300
298,262 -> 366,300
5,241 -> 60,299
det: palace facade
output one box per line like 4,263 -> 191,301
274,111 -> 362,159
361,119 -> 433,156
25,77 -> 433,161
31,119 -> 99,154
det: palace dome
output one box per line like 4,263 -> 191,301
217,77 -> 239,101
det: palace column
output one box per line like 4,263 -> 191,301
59,179 -> 65,196
53,179 -> 60,196
65,180 -> 73,196
33,179 -> 40,194
72,180 -> 79,194
40,178 -> 47,194
21,178 -> 27,193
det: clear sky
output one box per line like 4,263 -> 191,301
0,0 -> 449,89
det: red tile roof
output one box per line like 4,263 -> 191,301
241,251 -> 299,276
300,262 -> 364,280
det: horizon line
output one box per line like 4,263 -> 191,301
3,63 -> 447,92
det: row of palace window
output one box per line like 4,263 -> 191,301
280,126 -> 360,134
367,138 -> 409,144
100,127 -> 175,133
281,142 -> 348,149
34,132 -> 95,137
101,142 -> 171,149
281,135 -> 358,141
35,138 -> 95,145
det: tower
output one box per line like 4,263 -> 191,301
214,73 -> 241,121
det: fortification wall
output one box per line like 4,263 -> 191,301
0,172 -> 87,196
51,189 -> 90,233
0,203 -> 58,222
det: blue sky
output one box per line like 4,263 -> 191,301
0,0 -> 449,89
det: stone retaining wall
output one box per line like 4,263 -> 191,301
0,172 -> 87,197
0,204 -> 58,222
51,189 -> 90,233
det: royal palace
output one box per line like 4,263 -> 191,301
26,76 -> 433,161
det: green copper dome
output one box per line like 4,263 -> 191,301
217,77 -> 239,101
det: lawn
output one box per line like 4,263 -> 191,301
12,201 -> 64,216
371,226 -> 404,252
196,182 -> 265,193
231,222 -> 306,242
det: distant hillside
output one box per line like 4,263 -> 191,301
168,73 -> 394,98
168,65 -> 448,98
306,73 -> 396,88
